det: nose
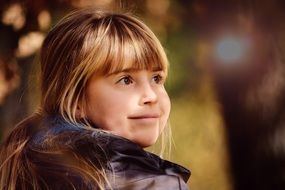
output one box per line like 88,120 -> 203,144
139,83 -> 158,105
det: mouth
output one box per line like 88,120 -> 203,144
128,113 -> 160,126
128,114 -> 160,120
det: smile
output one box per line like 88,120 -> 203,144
128,114 -> 160,125
128,114 -> 160,119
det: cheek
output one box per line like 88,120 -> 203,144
160,91 -> 171,126
161,89 -> 171,113
85,93 -> 129,129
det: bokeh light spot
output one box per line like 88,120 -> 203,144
2,3 -> 25,30
38,10 -> 51,31
16,32 -> 45,58
215,36 -> 248,63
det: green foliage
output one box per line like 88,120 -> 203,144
170,89 -> 232,190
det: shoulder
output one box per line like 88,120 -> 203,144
112,174 -> 189,190
28,115 -> 111,163
30,115 -> 106,148
22,115 -> 111,189
108,156 -> 190,190
104,137 -> 190,190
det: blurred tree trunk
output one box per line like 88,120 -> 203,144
205,0 -> 285,189
0,0 -> 72,138
0,57 -> 33,136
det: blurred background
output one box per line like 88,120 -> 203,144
1,0 -> 285,190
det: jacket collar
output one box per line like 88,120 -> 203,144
36,115 -> 191,183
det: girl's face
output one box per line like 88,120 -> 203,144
83,68 -> 171,147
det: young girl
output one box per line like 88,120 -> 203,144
0,8 -> 190,190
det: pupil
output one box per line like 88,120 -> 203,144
124,78 -> 130,84
155,76 -> 159,82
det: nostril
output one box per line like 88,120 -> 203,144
144,100 -> 152,105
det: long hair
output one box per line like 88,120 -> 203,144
0,7 -> 169,189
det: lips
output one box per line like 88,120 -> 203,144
128,114 -> 160,119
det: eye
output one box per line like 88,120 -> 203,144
153,74 -> 164,84
117,76 -> 133,85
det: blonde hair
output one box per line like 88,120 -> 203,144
0,7 -> 170,189
40,8 -> 168,123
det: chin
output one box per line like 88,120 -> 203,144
136,136 -> 158,148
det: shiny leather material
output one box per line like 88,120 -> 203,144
31,116 -> 191,189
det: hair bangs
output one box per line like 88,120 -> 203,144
86,15 -> 168,77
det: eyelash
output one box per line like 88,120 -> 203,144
152,74 -> 164,84
117,75 -> 133,85
116,74 -> 165,85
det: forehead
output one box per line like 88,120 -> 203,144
108,58 -> 165,72
107,66 -> 165,75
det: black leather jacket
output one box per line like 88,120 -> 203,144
29,116 -> 190,189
